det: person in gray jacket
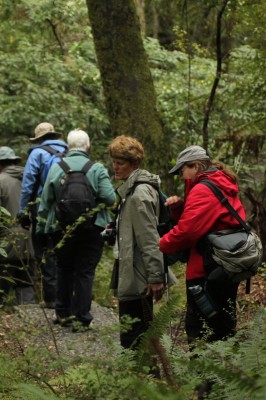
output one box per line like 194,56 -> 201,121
0,147 -> 35,305
108,135 -> 166,349
37,129 -> 116,331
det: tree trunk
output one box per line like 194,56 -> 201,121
134,0 -> 146,37
86,0 -> 172,188
151,4 -> 159,39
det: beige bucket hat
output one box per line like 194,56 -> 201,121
30,122 -> 61,142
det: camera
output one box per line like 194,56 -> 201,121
188,285 -> 217,319
101,222 -> 116,246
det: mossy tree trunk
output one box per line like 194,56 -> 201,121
86,0 -> 172,187
134,0 -> 146,36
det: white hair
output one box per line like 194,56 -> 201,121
67,129 -> 90,151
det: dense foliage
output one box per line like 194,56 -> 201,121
0,0 -> 265,398
0,0 -> 108,161
1,0 -> 265,177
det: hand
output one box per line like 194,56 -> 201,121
146,283 -> 165,303
17,213 -> 31,230
164,195 -> 183,207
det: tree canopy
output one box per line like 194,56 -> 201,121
0,1 -> 266,398
0,0 -> 265,194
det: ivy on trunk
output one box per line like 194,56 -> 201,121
86,0 -> 173,187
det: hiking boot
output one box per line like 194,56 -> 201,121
72,321 -> 94,333
53,316 -> 73,327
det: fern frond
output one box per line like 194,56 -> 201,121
133,295 -> 180,388
135,295 -> 179,355
188,309 -> 266,399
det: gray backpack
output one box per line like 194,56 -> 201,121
200,180 -> 263,283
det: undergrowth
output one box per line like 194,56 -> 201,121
1,212 -> 266,399
0,292 -> 266,399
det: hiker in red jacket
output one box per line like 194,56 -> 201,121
159,145 -> 246,344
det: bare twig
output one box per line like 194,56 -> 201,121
45,18 -> 66,56
203,0 -> 229,151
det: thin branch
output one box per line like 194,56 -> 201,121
203,0 -> 229,151
45,18 -> 66,56
185,0 -> 192,135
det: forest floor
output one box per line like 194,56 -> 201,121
0,274 -> 265,369
0,301 -> 120,363
237,274 -> 266,318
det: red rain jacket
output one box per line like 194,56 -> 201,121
159,170 -> 246,280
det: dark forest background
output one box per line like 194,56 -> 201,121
0,2 -> 266,398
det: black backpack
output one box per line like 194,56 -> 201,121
131,182 -> 189,266
56,159 -> 97,229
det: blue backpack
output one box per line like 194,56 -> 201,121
39,145 -> 68,185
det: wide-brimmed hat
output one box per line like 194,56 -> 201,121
169,145 -> 210,175
30,122 -> 61,142
0,146 -> 21,162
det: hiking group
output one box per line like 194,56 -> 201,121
0,125 -> 262,346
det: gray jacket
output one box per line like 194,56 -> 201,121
116,169 -> 165,300
0,165 -> 24,217
0,165 -> 33,262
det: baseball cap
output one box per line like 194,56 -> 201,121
169,145 -> 210,175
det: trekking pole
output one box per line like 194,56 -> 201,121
163,254 -> 172,339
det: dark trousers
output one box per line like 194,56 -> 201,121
55,226 -> 103,326
119,296 -> 153,349
185,277 -> 239,344
32,221 -> 57,303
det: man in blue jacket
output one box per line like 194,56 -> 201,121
37,129 -> 116,331
18,122 -> 68,308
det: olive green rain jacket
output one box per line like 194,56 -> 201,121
116,169 -> 176,300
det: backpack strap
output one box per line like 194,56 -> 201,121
58,159 -> 94,175
200,180 -> 251,232
130,181 -> 169,220
131,181 -> 155,194
58,159 -> 71,174
39,145 -> 67,157
81,160 -> 94,174
131,181 -> 160,197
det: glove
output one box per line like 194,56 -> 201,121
17,213 -> 31,230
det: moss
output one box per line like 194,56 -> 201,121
86,0 -> 170,178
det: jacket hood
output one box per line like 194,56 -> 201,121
28,139 -> 67,154
117,169 -> 161,198
194,169 -> 239,197
1,165 -> 24,180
